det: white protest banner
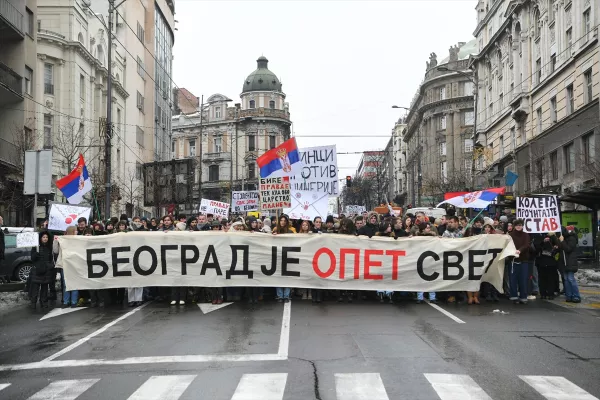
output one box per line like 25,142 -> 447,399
283,190 -> 329,221
16,232 -> 39,248
59,232 -> 515,292
48,204 -> 91,231
345,205 -> 366,215
260,176 -> 291,210
516,196 -> 561,233
199,199 -> 230,218
290,145 -> 339,196
231,191 -> 260,213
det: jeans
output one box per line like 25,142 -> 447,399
530,262 -> 539,293
276,287 -> 291,299
60,270 -> 79,305
563,271 -> 581,300
417,292 -> 436,301
377,291 -> 394,296
509,261 -> 529,301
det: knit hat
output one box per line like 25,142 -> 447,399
263,219 -> 271,227
499,215 -> 508,223
325,215 -> 334,224
483,217 -> 494,226
175,222 -> 186,231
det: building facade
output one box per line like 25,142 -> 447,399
171,57 -> 292,210
404,41 -> 477,207
392,119 -> 407,203
472,0 -> 598,202
0,0 -> 38,226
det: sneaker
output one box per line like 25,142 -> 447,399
179,300 -> 185,305
277,298 -> 283,303
170,300 -> 176,305
429,299 -> 437,304
447,296 -> 456,303
572,298 -> 581,303
284,298 -> 290,303
216,298 -> 223,305
527,295 -> 536,300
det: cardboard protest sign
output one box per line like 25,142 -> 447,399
231,191 -> 260,213
345,205 -> 366,215
199,199 -> 230,218
283,190 -> 329,221
259,176 -> 291,210
48,204 -> 91,231
290,145 -> 339,196
16,232 -> 39,248
516,196 -> 561,233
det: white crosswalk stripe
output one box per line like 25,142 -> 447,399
335,373 -> 390,400
230,373 -> 288,400
127,375 -> 196,400
424,374 -> 493,400
0,383 -> 10,392
26,379 -> 99,400
520,376 -> 600,400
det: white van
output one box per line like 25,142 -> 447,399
3,227 -> 35,234
405,207 -> 447,220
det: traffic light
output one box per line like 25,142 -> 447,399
346,176 -> 352,188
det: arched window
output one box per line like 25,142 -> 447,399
78,32 -> 84,43
249,100 -> 255,109
269,100 -> 275,109
515,22 -> 522,54
533,8 -> 541,38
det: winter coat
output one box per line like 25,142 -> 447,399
358,223 -> 378,237
536,234 -> 559,268
509,230 -> 531,262
0,227 -> 4,260
558,232 -> 578,273
31,236 -> 54,284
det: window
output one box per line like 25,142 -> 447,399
524,164 -> 531,191
248,163 -> 256,179
44,63 -> 53,94
248,135 -> 256,151
43,114 -> 52,149
439,142 -> 446,156
439,86 -> 446,100
550,97 -> 557,123
583,133 -> 595,164
463,111 -> 474,125
438,115 -> 446,130
269,135 -> 276,149
566,84 -> 574,115
535,58 -> 542,85
550,54 -> 556,74
565,28 -> 572,58
550,151 -> 558,180
116,108 -> 121,133
136,126 -> 144,147
510,127 -> 516,150
136,162 -> 142,180
25,7 -> 34,36
499,93 -> 504,109
464,139 -> 473,153
136,22 -> 144,42
548,0 -> 555,23
189,139 -> 196,157
462,81 -> 474,96
215,107 -> 221,119
137,56 -> 145,79
269,100 -> 275,109
209,165 -> 219,181
24,66 -> 32,95
136,91 -> 144,112
500,135 -> 505,158
440,161 -> 447,181
78,32 -> 84,43
172,140 -> 175,156
533,8 -> 540,38
583,8 -> 591,41
564,142 -> 575,173
214,137 -> 222,152
80,74 -> 85,99
537,107 -> 542,134
249,100 -> 255,109
464,159 -> 473,177
584,69 -> 593,104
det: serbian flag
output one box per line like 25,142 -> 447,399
56,154 -> 92,204
437,187 -> 505,209
257,137 -> 303,178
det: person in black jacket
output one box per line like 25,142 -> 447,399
0,216 -> 5,268
536,232 -> 559,299
30,230 -> 54,309
558,226 -> 581,303
357,212 -> 379,237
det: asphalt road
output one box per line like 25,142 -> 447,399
0,294 -> 599,400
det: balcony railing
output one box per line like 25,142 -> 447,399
238,108 -> 290,120
0,60 -> 22,96
38,29 -> 66,39
44,83 -> 54,95
0,0 -> 23,35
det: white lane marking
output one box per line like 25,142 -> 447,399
42,301 -> 151,362
278,301 -> 291,358
0,383 -> 10,391
335,373 -> 390,400
427,302 -> 466,324
197,302 -> 233,314
127,375 -> 196,400
40,307 -> 88,321
27,379 -> 99,400
231,373 -> 288,400
520,376 -> 599,400
424,373 -> 493,400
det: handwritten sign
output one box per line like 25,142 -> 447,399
199,199 -> 230,218
16,232 -> 39,248
260,176 -> 291,210
231,191 -> 260,213
290,145 -> 339,196
516,196 -> 561,233
48,204 -> 91,231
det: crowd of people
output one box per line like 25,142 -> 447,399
24,208 -> 583,310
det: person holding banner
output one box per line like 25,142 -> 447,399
558,226 -> 581,303
272,215 -> 294,302
508,220 -> 531,304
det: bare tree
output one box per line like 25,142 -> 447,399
421,169 -> 471,207
52,117 -> 101,171
118,167 -> 144,215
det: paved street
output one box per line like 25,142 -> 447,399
1,294 -> 599,399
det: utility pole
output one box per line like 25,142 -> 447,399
197,95 -> 204,209
104,0 -> 115,219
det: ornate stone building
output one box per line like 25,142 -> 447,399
171,56 -> 292,208
472,0 -> 598,200
404,41 -> 477,207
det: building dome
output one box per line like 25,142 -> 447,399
439,39 -> 478,64
242,56 -> 283,93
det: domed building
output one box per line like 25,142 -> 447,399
171,56 -> 292,208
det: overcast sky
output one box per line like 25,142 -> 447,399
173,0 -> 476,176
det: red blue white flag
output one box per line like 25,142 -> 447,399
56,154 -> 92,204
437,187 -> 505,209
256,137 -> 303,178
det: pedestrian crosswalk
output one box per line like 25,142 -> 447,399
0,373 -> 598,399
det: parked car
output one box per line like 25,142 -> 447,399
0,233 -> 34,282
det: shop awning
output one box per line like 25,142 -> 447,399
560,186 -> 600,209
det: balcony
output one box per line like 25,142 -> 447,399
0,136 -> 18,169
202,152 -> 231,163
238,107 -> 290,121
38,29 -> 66,40
0,0 -> 24,40
0,59 -> 22,105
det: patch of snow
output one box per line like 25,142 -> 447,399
576,269 -> 600,287
0,291 -> 29,314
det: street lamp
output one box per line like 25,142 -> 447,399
391,105 -> 410,110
